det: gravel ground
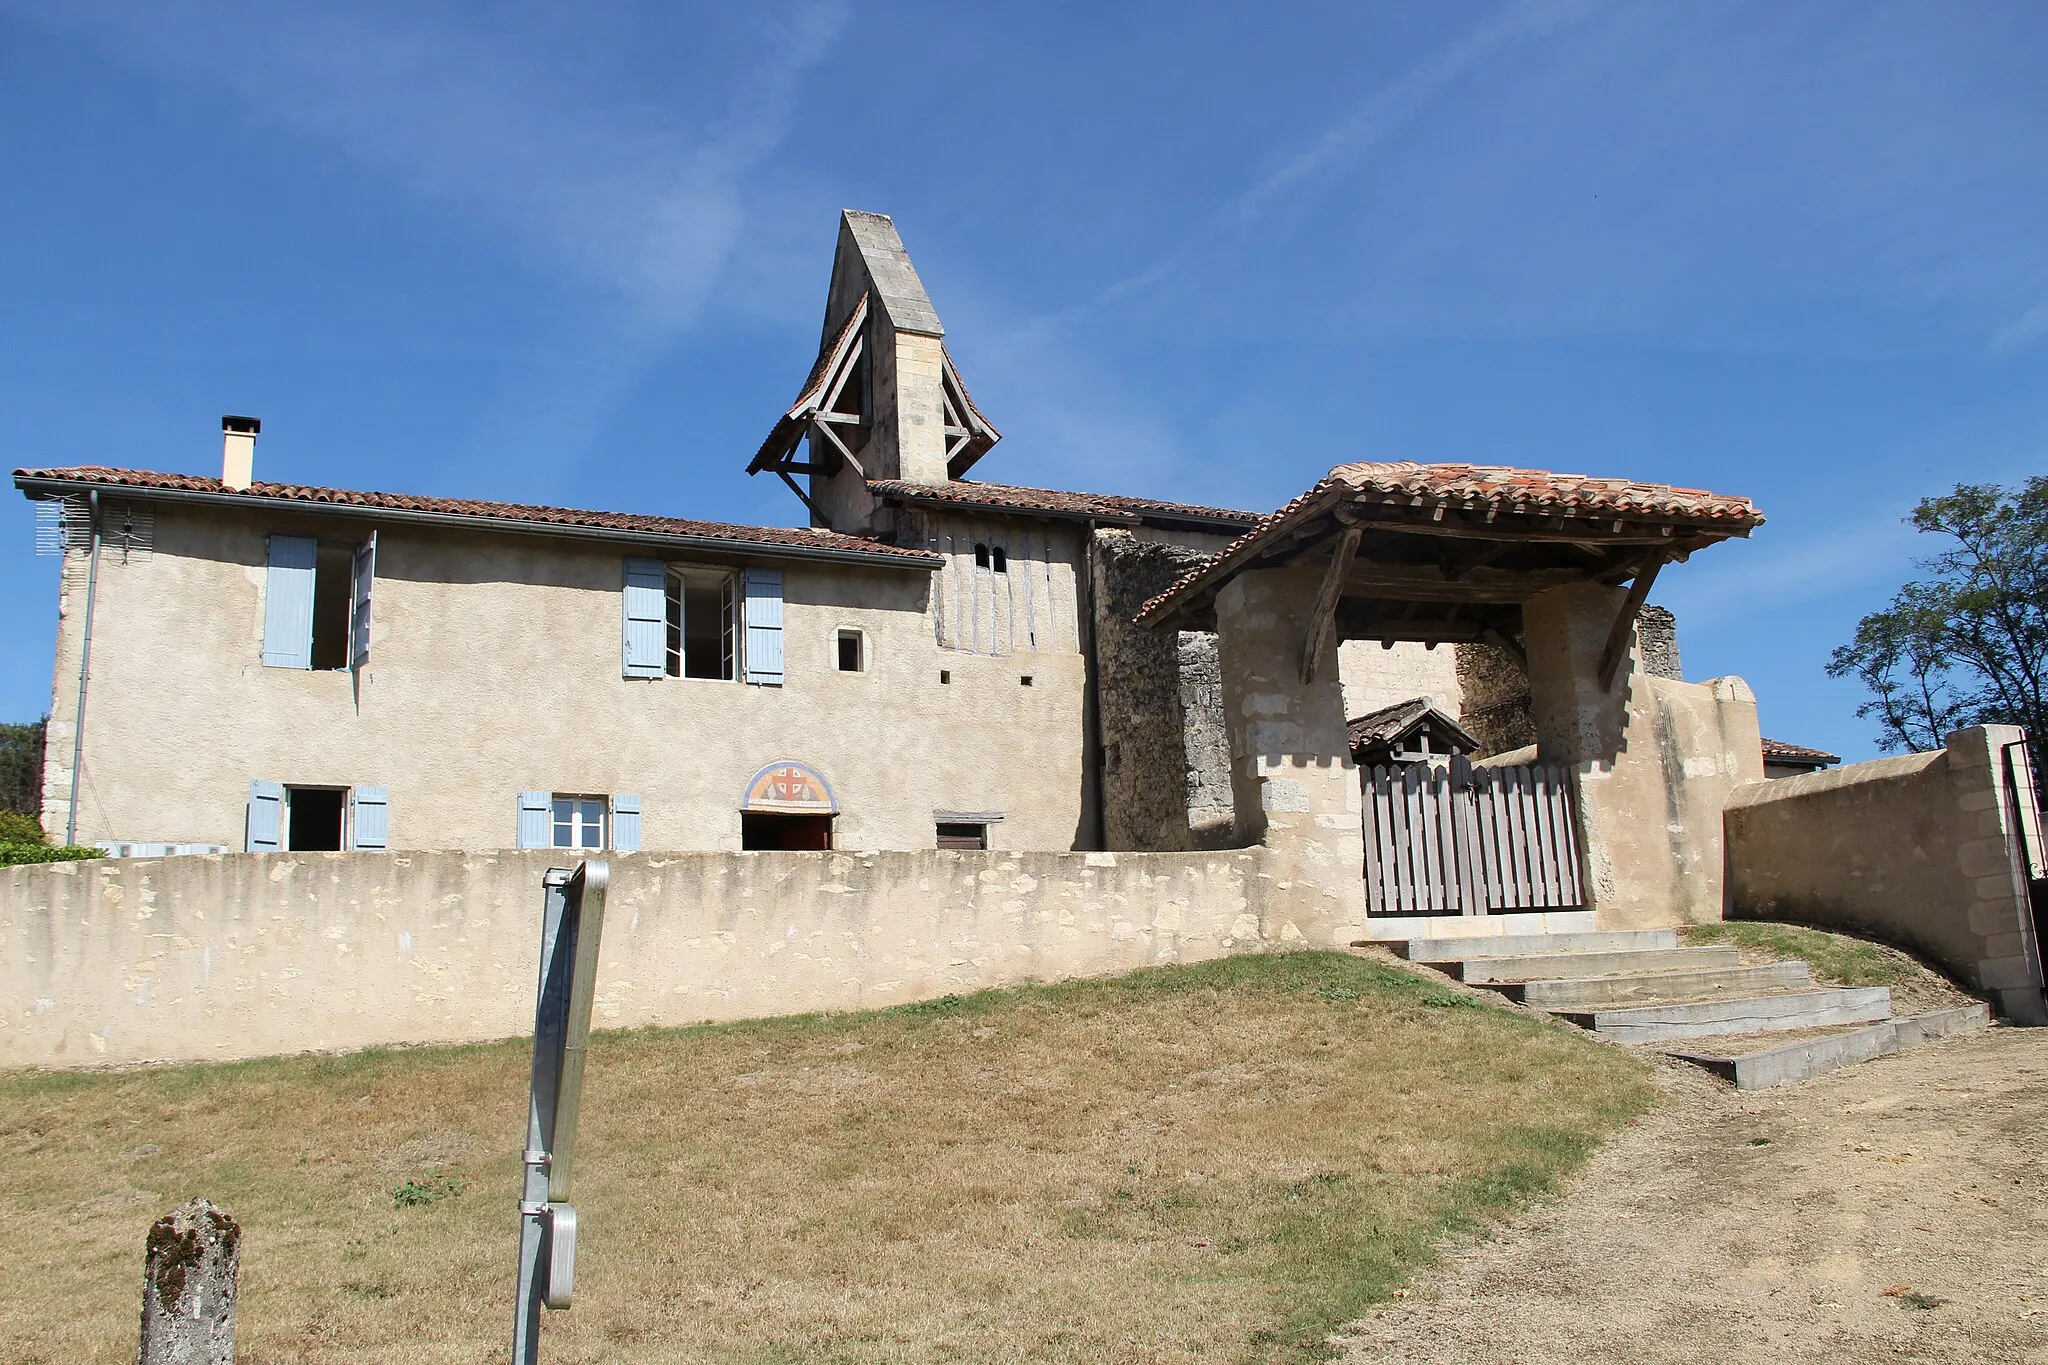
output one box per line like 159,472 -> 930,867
1338,1025 -> 2048,1364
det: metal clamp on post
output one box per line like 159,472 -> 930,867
510,860 -> 609,1364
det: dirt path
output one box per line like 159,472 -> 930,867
1340,1026 -> 2048,1364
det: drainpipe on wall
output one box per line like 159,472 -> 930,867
64,489 -> 101,848
1081,520 -> 1108,851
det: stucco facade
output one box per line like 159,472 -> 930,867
39,500 -> 1088,854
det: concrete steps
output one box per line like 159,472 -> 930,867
1451,945 -> 1740,983
1550,986 -> 1894,1044
1388,925 -> 1990,1086
1396,930 -> 1678,963
1507,960 -> 1812,1010
1667,1004 -> 1991,1089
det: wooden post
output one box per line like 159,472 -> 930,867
138,1200 -> 239,1365
1299,525 -> 1362,683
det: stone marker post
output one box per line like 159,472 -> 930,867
138,1199 -> 240,1365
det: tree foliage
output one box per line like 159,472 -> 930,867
1828,479 -> 2048,753
0,718 -> 44,816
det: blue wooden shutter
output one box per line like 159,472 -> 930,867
743,568 -> 784,685
611,794 -> 642,853
262,535 -> 317,668
622,558 -> 666,679
350,785 -> 389,850
517,791 -> 550,849
247,780 -> 284,852
350,531 -> 377,672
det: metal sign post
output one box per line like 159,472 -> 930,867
512,860 -> 609,1364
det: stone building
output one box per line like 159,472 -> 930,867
15,210 -> 1463,858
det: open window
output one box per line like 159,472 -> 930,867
263,532 -> 376,671
936,821 -> 987,851
741,812 -> 834,850
245,780 -> 387,852
666,568 -> 737,680
836,628 -> 865,673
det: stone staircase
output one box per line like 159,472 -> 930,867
1394,929 -> 1989,1089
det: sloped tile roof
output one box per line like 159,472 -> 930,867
869,478 -> 1261,530
13,465 -> 941,567
1760,737 -> 1841,766
1346,697 -> 1479,755
1136,460 -> 1764,626
1324,461 -> 1762,525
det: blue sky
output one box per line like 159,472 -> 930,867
3,0 -> 2045,762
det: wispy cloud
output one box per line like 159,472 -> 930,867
5,0 -> 847,330
1991,296 -> 2048,355
1089,0 -> 1611,310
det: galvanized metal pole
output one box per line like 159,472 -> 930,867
512,860 -> 608,1365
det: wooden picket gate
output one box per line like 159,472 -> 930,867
1361,757 -> 1586,915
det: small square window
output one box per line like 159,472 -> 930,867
1020,675 -> 1033,687
836,629 -> 864,673
940,670 -> 951,685
551,796 -> 607,850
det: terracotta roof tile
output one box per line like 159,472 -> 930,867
869,478 -> 1261,529
1326,461 -> 1762,525
1760,737 -> 1841,766
1136,461 -> 1765,625
13,465 -> 941,566
1346,697 -> 1478,755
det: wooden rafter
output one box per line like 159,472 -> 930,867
1598,558 -> 1664,691
1300,525 -> 1363,683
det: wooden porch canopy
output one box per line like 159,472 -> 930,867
1134,461 -> 1764,690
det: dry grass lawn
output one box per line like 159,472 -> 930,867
1,951 -> 1652,1363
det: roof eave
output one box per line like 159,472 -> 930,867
13,472 -> 941,572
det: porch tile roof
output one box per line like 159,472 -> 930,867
13,465 -> 942,567
1136,460 -> 1765,626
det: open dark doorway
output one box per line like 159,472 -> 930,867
287,787 -> 346,851
741,812 -> 834,850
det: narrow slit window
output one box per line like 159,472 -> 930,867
836,629 -> 864,673
973,543 -> 990,569
991,546 -> 1007,573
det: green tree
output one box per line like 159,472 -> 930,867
0,718 -> 45,816
1828,479 -> 2048,753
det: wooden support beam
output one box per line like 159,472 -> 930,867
1483,627 -> 1527,665
1598,559 -> 1663,691
775,469 -> 822,521
1341,563 -> 1591,602
1300,525 -> 1363,683
1334,516 -> 1715,547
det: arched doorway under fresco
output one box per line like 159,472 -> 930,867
739,760 -> 837,850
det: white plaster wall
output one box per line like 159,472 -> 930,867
39,504 -> 1088,854
0,846 -> 1306,1068
1337,640 -> 1464,722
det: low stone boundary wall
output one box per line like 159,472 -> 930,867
0,846 -> 1320,1069
1723,725 -> 2047,1023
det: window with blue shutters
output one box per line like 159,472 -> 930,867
246,779 -> 285,852
743,568 -> 784,685
622,558 -> 666,679
517,791 -> 551,850
261,537 -> 317,668
350,786 -> 389,850
264,532 -> 376,671
610,794 -> 642,852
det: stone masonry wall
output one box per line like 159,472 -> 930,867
1093,530 -> 1214,851
1725,725 -> 2048,1023
0,845 -> 1323,1069
1454,642 -> 1536,757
